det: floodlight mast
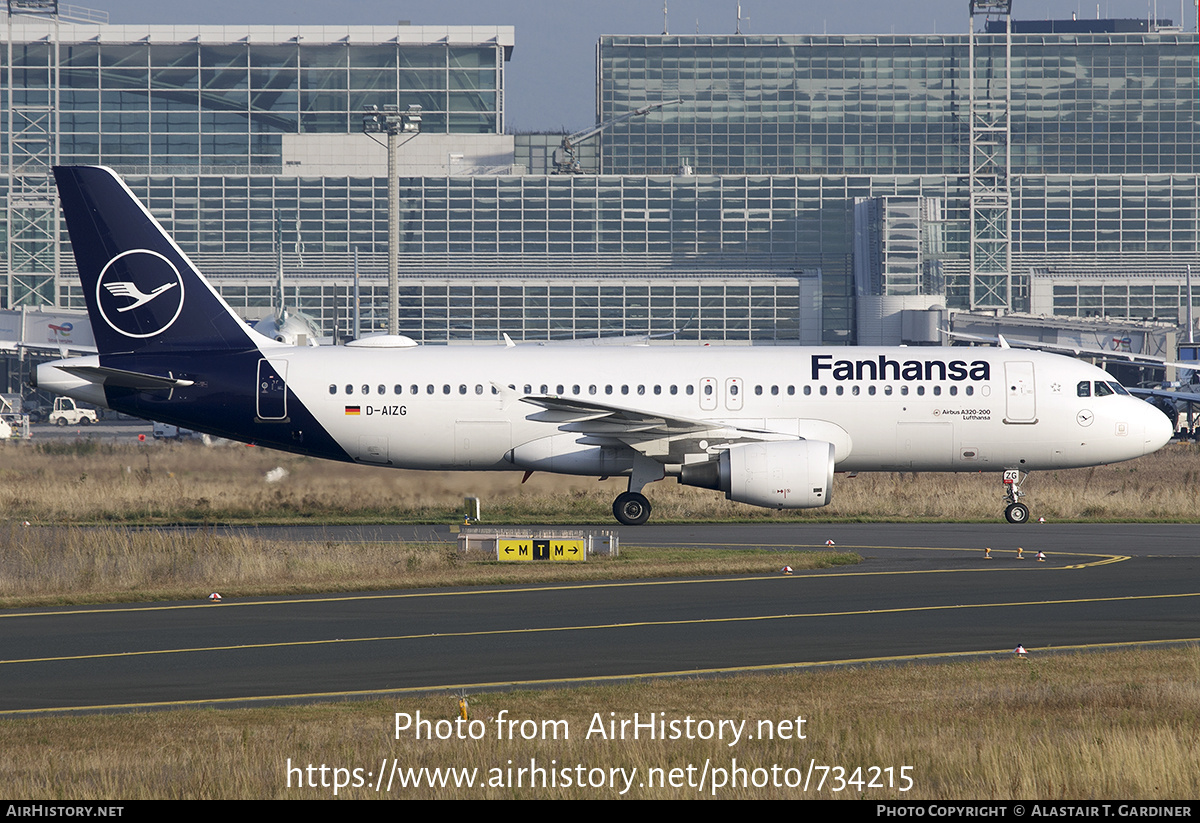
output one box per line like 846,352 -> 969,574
362,104 -> 422,336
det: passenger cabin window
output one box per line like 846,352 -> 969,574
329,384 -> 336,395
377,385 -> 385,395
394,385 -> 403,394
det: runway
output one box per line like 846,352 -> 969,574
3,523 -> 1199,714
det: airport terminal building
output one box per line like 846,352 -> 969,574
1,7 -> 1198,354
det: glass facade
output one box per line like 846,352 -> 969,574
3,18 -> 1199,343
44,35 -> 506,173
597,32 -> 1199,177
1,19 -> 512,319
593,30 -> 1200,324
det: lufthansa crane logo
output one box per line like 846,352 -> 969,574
96,249 -> 185,338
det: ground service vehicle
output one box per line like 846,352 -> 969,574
48,396 -> 97,427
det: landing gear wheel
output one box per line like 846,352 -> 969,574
1005,503 -> 1029,524
613,491 -> 652,526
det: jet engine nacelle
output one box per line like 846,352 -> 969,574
679,439 -> 835,509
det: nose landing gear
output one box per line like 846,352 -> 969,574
1003,469 -> 1030,524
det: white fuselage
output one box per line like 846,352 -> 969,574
254,344 -> 1169,475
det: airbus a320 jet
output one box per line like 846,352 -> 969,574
35,166 -> 1174,525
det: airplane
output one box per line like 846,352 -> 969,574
34,166 -> 1175,526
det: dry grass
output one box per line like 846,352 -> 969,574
0,525 -> 856,608
2,439 -> 1198,525
1,647 -> 1197,799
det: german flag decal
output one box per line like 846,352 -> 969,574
344,406 -> 361,415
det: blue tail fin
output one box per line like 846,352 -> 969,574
54,166 -> 261,354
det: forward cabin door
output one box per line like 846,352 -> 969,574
1003,361 -> 1037,423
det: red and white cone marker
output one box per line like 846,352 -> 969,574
825,539 -> 835,546
1036,551 -> 1046,562
781,565 -> 793,575
208,592 -> 222,602
1014,645 -> 1028,658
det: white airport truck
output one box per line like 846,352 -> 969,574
48,396 -> 98,426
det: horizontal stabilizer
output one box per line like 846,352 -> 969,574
59,364 -> 194,390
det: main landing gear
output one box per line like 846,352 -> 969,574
613,491 -> 652,526
1003,469 -> 1030,524
611,454 -> 664,526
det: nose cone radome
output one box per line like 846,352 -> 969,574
1142,402 -> 1174,455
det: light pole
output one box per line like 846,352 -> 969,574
363,103 -> 421,336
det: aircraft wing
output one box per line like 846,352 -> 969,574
520,394 -> 796,462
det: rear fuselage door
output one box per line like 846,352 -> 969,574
256,358 -> 288,420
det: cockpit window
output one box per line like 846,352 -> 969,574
1077,380 -> 1091,397
1108,382 -> 1130,396
1094,381 -> 1114,397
